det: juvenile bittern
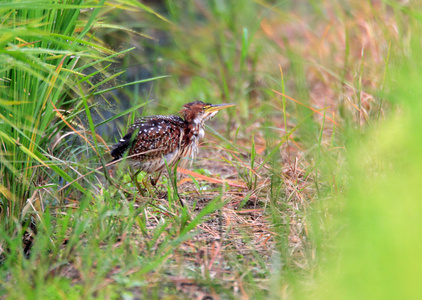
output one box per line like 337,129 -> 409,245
111,101 -> 235,185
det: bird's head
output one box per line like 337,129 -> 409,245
180,101 -> 235,124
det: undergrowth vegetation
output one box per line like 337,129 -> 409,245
1,0 -> 421,299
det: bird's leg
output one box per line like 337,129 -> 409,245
148,172 -> 161,196
149,171 -> 162,187
129,170 -> 159,197
130,169 -> 146,197
142,176 -> 156,197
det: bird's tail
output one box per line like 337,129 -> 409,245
110,130 -> 134,162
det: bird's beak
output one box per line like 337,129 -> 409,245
205,103 -> 235,113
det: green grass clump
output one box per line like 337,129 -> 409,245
0,0 -> 111,227
0,0 -> 165,227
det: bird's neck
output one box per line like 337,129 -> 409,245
185,117 -> 205,141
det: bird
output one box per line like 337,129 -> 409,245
110,101 -> 235,186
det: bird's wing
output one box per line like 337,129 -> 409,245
110,128 -> 136,161
126,115 -> 185,161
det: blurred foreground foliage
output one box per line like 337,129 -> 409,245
308,24 -> 422,300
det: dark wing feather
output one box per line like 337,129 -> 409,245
110,129 -> 135,161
